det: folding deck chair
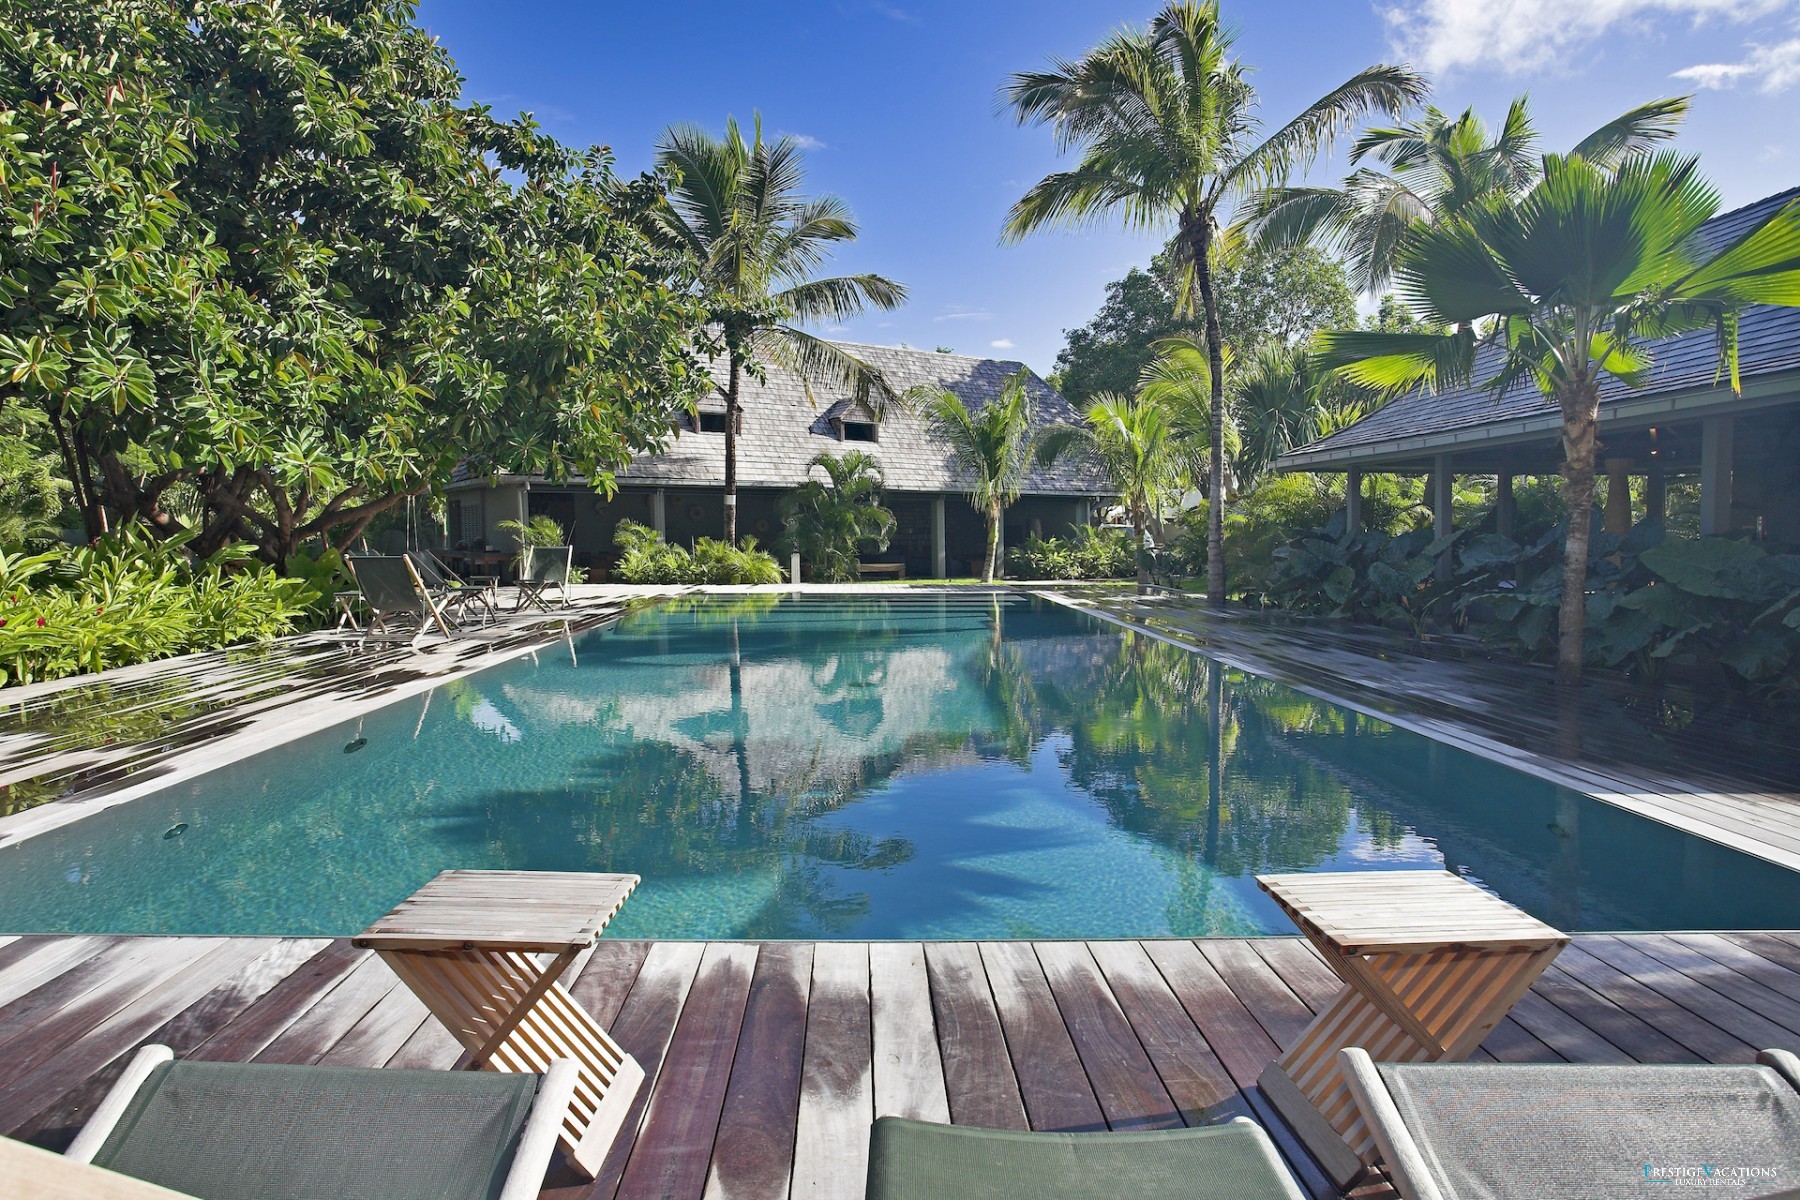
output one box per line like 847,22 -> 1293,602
345,554 -> 455,644
514,545 -> 573,612
1340,1046 -> 1800,1200
412,549 -> 498,627
34,1043 -> 578,1200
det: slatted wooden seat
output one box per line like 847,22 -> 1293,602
1254,870 -> 1568,1190
353,870 -> 644,1178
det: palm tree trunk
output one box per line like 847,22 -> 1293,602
1133,508 -> 1150,592
1554,379 -> 1602,688
724,352 -> 741,544
1190,216 -> 1227,606
984,503 -> 1001,583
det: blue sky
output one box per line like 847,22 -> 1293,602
417,0 -> 1800,375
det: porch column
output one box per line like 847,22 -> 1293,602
1645,467 -> 1666,521
1700,416 -> 1734,535
931,495 -> 947,579
1496,472 -> 1516,539
1430,454 -> 1454,581
651,488 -> 667,537
1344,468 -> 1363,533
1603,458 -> 1634,535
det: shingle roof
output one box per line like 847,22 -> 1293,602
613,340 -> 1111,495
1280,185 -> 1800,468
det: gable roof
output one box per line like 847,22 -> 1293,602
1279,185 -> 1800,471
612,340 -> 1111,496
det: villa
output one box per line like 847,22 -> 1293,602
1277,186 -> 1800,545
444,343 -> 1114,578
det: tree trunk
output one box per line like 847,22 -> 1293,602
1133,509 -> 1150,593
1555,379 -> 1602,688
1190,215 -> 1227,607
983,503 -> 1000,583
723,352 -> 741,545
48,410 -> 103,543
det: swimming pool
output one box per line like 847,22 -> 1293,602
2,594 -> 1796,938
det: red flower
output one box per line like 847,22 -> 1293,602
36,617 -> 46,627
0,619 -> 6,629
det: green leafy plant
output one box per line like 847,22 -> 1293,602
612,521 -> 780,585
780,452 -> 895,583
1009,528 -> 1137,580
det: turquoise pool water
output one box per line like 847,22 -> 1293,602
2,594 -> 1797,938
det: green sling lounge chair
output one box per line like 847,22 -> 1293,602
345,554 -> 455,645
56,1044 -> 578,1200
865,1115 -> 1308,1200
1340,1047 -> 1800,1200
515,545 -> 574,612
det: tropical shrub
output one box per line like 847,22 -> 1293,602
1009,528 -> 1137,580
0,536 -> 320,687
613,521 -> 781,586
781,452 -> 896,583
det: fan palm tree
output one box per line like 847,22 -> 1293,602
1002,0 -> 1424,604
654,116 -> 907,543
1037,393 -> 1177,589
925,372 -> 1044,582
781,450 -> 896,583
1315,151 -> 1800,688
1240,95 -> 1690,294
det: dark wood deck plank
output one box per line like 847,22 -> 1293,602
8,939 -> 320,1148
1035,941 -> 1180,1131
702,942 -> 813,1200
315,973 -> 432,1068
1086,939 -> 1245,1125
615,942 -> 757,1200
791,942 -> 874,1200
868,942 -> 949,1124
1502,989 -> 1635,1064
1576,936 -> 1799,1051
1554,943 -> 1758,1064
0,936 -> 118,1011
920,941 -> 1027,1131
556,940 -> 706,1200
251,952 -> 399,1065
978,939 -> 1105,1133
187,940 -> 365,1063
1197,939 -> 1316,1050
1626,934 -> 1800,1036
1667,934 -> 1800,1005
1528,964 -> 1702,1063
1720,932 -> 1800,978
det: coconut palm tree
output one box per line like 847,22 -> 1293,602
1240,95 -> 1690,293
1315,151 -> 1800,688
925,372 -> 1043,583
654,116 -> 907,543
1038,393 -> 1177,590
781,451 -> 896,583
1002,0 -> 1424,604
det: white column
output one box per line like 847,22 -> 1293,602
1603,457 -> 1634,535
1344,468 -> 1363,533
651,488 -> 666,536
1700,416 -> 1734,535
1496,472 -> 1516,539
931,495 -> 947,579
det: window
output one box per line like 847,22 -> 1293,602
697,411 -> 730,434
842,421 -> 879,443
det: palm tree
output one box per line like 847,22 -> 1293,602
1002,0 -> 1424,605
925,372 -> 1043,583
654,116 -> 907,543
1240,95 -> 1690,293
1315,151 -> 1800,688
781,451 -> 895,583
1038,393 -> 1177,590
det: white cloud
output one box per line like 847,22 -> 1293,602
784,133 -> 828,151
1383,0 -> 1794,75
1674,29 -> 1800,91
870,2 -> 918,22
934,308 -> 995,322
990,338 -> 1016,349
1759,142 -> 1787,158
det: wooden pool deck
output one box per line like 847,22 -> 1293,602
1058,590 -> 1800,873
3,932 -> 1799,1199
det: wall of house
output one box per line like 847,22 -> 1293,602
1732,405 -> 1800,545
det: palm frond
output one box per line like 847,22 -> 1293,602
1311,327 -> 1476,395
775,274 -> 908,324
1227,64 -> 1428,194
1568,96 -> 1690,168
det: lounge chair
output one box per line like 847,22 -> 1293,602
345,554 -> 455,644
1340,1047 -> 1800,1200
48,1044 -> 576,1200
515,544 -> 573,612
865,1116 -> 1307,1200
413,549 -> 498,627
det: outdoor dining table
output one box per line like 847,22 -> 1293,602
353,869 -> 645,1179
1254,870 -> 1569,1189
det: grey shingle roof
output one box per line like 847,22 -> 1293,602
1280,185 -> 1800,468
616,340 -> 1112,496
